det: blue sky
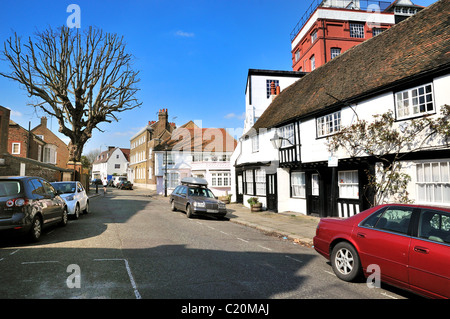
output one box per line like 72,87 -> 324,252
0,0 -> 437,154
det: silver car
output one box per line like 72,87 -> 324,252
51,181 -> 89,219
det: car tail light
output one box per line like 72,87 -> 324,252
5,198 -> 28,207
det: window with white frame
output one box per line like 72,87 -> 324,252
310,55 -> 316,71
338,170 -> 359,199
12,143 -> 21,154
317,111 -> 341,138
278,124 -> 295,148
330,47 -> 341,59
211,172 -> 231,187
395,83 -> 434,120
416,161 -> 450,205
163,152 -> 175,165
291,172 -> 306,198
255,169 -> 266,196
168,172 -> 180,189
252,134 -> 259,153
245,170 -> 254,195
312,174 -> 320,196
349,23 -> 365,38
43,145 -> 57,164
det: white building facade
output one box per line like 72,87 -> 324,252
154,127 -> 237,196
232,2 -> 450,217
232,69 -> 306,209
243,69 -> 306,133
91,147 -> 130,182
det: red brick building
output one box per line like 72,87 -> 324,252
31,117 -> 70,169
0,106 -> 10,155
8,119 -> 46,161
290,0 -> 424,72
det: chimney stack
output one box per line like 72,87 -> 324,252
41,117 -> 47,128
158,108 -> 168,124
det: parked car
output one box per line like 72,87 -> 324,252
313,204 -> 450,299
0,176 -> 68,241
51,181 -> 89,219
91,178 -> 102,186
118,181 -> 133,190
113,176 -> 127,187
169,177 -> 227,219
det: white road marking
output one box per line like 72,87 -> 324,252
380,292 -> 398,299
94,258 -> 141,299
285,255 -> 303,263
21,261 -> 59,264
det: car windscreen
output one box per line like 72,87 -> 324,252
0,181 -> 21,197
188,187 -> 215,198
51,182 -> 76,194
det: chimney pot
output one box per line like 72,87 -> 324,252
270,81 -> 276,95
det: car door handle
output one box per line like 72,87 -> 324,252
414,246 -> 429,254
357,232 -> 366,238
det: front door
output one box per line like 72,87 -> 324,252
307,173 -> 321,216
266,174 -> 277,212
236,173 -> 243,204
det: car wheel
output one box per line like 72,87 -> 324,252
83,201 -> 89,214
331,242 -> 362,282
186,204 -> 193,218
73,204 -> 80,220
29,216 -> 42,242
59,206 -> 68,226
171,200 -> 177,211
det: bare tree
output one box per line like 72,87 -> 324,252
0,26 -> 141,162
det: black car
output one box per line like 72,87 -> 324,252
169,177 -> 227,219
0,176 -> 68,241
118,181 -> 133,190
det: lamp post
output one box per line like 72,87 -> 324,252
270,130 -> 293,150
164,145 -> 168,197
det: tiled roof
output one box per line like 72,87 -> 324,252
155,128 -> 237,153
93,147 -> 130,164
254,0 -> 450,130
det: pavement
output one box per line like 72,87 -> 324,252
88,187 -> 320,247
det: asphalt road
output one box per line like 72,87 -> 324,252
0,188 -> 418,302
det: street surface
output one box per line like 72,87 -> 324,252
0,188 -> 417,301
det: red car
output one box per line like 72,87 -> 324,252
313,204 -> 450,299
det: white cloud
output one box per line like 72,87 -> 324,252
224,112 -> 245,120
175,30 -> 195,37
5,107 -> 22,117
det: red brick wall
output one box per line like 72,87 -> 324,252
32,118 -> 70,169
8,125 -> 28,158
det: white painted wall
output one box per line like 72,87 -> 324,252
244,74 -> 301,133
